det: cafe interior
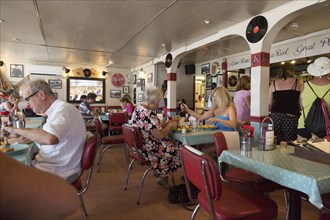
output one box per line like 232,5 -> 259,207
0,1 -> 329,220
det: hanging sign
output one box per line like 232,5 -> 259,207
111,73 -> 125,87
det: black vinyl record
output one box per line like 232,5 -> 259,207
246,16 -> 268,43
83,68 -> 92,78
165,53 -> 172,68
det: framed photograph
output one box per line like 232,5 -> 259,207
206,89 -> 212,103
10,64 -> 24,78
133,74 -> 136,84
227,72 -> 239,91
206,74 -> 212,88
201,63 -> 210,74
48,79 -> 62,89
147,73 -> 153,83
136,78 -> 142,87
123,86 -> 129,94
138,93 -> 144,102
110,90 -> 121,98
217,74 -> 223,86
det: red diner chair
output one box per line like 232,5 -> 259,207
180,145 -> 278,220
214,131 -> 285,194
122,124 -> 153,205
94,117 -> 125,172
70,132 -> 97,220
321,192 -> 330,212
108,112 -> 128,136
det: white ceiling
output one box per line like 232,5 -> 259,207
0,0 -> 329,69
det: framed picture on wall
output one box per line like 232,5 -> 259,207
48,79 -> 62,89
136,78 -> 142,87
206,74 -> 212,88
201,63 -> 210,74
217,74 -> 223,86
147,73 -> 153,83
110,90 -> 121,98
10,64 -> 24,78
227,72 -> 239,91
123,86 -> 129,94
138,93 -> 144,102
133,74 -> 136,84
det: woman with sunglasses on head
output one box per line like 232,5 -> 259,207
182,86 -> 237,131
0,94 -> 20,113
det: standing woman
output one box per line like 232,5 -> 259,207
298,57 -> 330,139
131,86 -> 181,188
269,63 -> 303,143
234,75 -> 251,125
182,86 -> 237,131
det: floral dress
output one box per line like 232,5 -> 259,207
131,105 -> 181,177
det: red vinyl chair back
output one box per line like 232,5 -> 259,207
94,117 -> 105,138
108,112 -> 128,134
122,123 -> 144,164
214,131 -> 240,156
181,145 -> 222,201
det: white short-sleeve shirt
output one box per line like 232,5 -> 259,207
33,99 -> 86,179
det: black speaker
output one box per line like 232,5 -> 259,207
185,64 -> 195,75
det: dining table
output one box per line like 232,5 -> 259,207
218,145 -> 330,220
168,129 -> 220,146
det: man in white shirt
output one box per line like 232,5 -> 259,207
3,80 -> 86,181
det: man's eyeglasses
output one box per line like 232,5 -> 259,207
25,91 -> 39,103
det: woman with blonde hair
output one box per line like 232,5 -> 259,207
234,75 -> 251,125
131,86 -> 181,188
182,86 -> 237,130
0,94 -> 20,113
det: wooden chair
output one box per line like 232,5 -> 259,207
70,132 -> 97,220
94,117 -> 125,172
122,124 -> 153,204
180,145 -> 278,220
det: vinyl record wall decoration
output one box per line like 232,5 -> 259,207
246,16 -> 268,43
165,53 -> 173,68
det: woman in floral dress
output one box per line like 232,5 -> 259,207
131,86 -> 181,187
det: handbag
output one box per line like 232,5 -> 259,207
167,183 -> 199,211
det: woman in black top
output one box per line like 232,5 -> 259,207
269,63 -> 303,143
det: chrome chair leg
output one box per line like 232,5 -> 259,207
191,203 -> 201,220
124,160 -> 135,190
97,145 -> 112,172
79,195 -> 87,220
137,167 -> 152,205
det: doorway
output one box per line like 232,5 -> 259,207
194,75 -> 205,114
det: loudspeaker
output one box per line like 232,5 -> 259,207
185,64 -> 195,75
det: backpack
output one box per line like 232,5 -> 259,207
303,82 -> 330,138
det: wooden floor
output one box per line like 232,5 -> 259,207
66,144 -> 322,220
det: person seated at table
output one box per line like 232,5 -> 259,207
119,95 -> 135,118
176,99 -> 187,117
79,94 -> 87,101
131,86 -> 181,189
2,79 -> 86,181
0,152 -> 80,220
0,94 -> 20,113
79,92 -> 98,122
182,86 -> 237,131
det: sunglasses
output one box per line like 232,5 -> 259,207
25,90 -> 39,103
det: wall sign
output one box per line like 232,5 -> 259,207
111,73 -> 125,87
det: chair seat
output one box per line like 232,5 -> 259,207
198,181 -> 278,220
101,135 -> 124,145
322,192 -> 330,209
109,125 -> 123,131
71,177 -> 83,191
129,152 -> 148,165
226,168 -> 284,192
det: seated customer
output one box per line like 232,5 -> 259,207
0,152 -> 80,220
182,86 -> 237,130
0,94 -> 20,113
79,92 -> 98,122
3,79 -> 86,181
119,96 -> 135,118
131,86 -> 181,188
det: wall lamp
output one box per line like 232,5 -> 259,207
102,71 -> 108,76
0,61 -> 4,66
64,67 -> 70,73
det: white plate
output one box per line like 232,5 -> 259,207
5,144 -> 30,156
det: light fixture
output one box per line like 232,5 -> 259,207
290,60 -> 296,64
63,67 -> 70,73
12,38 -> 21,42
139,68 -> 144,75
307,57 -> 312,63
161,43 -> 166,47
0,61 -> 4,66
203,20 -> 210,24
102,71 -> 108,76
0,19 -> 5,23
281,61 -> 285,65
